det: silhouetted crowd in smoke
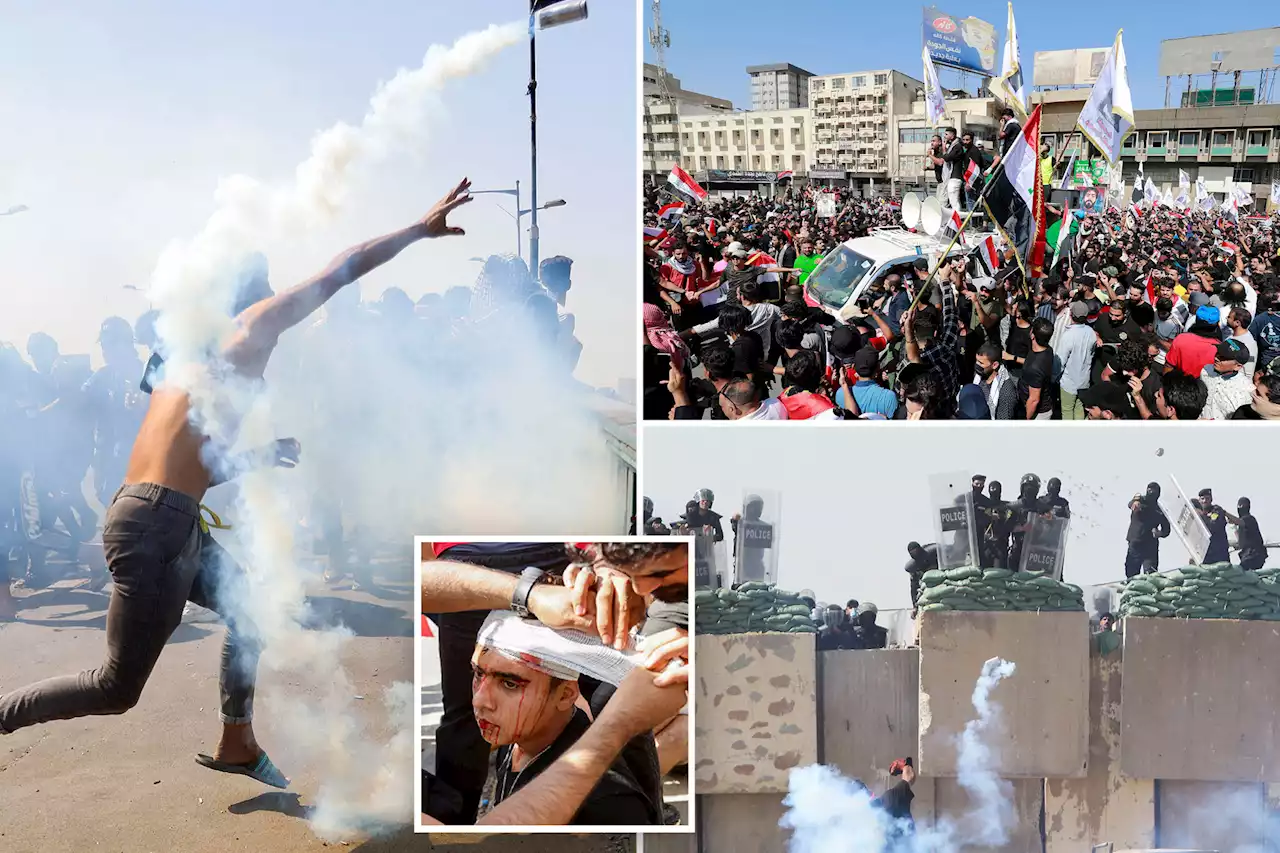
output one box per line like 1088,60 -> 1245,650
0,252 -> 585,619
642,175 -> 1280,422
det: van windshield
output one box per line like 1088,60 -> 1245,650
806,246 -> 876,311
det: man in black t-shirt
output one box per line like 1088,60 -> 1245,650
1197,489 -> 1239,565
875,757 -> 917,843
1017,318 -> 1055,420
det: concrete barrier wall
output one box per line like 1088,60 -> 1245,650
919,611 -> 1090,778
821,649 -> 936,826
1044,643 -> 1155,853
1122,616 -> 1280,781
934,777 -> 1044,853
694,793 -> 790,853
1157,780 -> 1266,850
694,633 -> 818,794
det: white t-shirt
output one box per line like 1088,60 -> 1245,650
743,398 -> 790,420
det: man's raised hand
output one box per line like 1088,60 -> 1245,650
420,178 -> 473,238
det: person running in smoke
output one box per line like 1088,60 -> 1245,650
1126,482 -> 1171,577
0,178 -> 477,789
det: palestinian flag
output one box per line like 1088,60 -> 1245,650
658,201 -> 686,221
667,165 -> 708,202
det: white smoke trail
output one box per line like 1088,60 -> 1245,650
137,22 -> 565,841
780,657 -> 1017,853
953,656 -> 1017,848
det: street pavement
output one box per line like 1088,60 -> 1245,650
0,570 -> 632,853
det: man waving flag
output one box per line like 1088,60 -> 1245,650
992,104 -> 1045,274
922,46 -> 947,127
1076,30 -> 1134,166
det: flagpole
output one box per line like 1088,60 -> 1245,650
906,153 -> 1019,312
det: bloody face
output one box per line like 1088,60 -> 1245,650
470,646 -> 573,747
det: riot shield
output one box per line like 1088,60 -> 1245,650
928,472 -> 979,570
1163,475 -> 1211,565
694,530 -> 722,589
734,489 -> 781,586
1019,514 -> 1070,579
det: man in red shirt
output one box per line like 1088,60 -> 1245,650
1167,305 -> 1224,379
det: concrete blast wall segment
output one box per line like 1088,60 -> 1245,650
695,793 -> 790,853
1121,617 -> 1280,781
1157,780 -> 1266,850
934,777 -> 1044,853
821,648 -> 937,825
919,611 -> 1090,778
693,633 -> 818,794
1045,645 -> 1155,853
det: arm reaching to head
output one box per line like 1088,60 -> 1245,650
223,178 -> 473,375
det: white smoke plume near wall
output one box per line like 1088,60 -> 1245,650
137,20 -> 623,840
780,657 -> 1017,853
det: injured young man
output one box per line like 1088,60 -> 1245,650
423,610 -> 680,826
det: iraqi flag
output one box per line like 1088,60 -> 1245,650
658,201 -> 685,221
421,615 -> 435,637
947,208 -> 966,244
1053,204 -> 1072,267
643,226 -> 668,240
1001,104 -> 1042,210
775,170 -> 794,182
977,235 -> 1001,275
667,165 -> 708,202
963,159 -> 980,187
1221,241 -> 1239,255
706,218 -> 720,239
1144,272 -> 1156,306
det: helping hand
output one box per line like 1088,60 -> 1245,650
564,563 -> 646,650
527,582 -> 595,633
641,627 -> 690,689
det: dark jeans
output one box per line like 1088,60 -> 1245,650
426,544 -> 570,824
1124,540 -> 1159,578
0,483 -> 261,733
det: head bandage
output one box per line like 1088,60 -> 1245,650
476,611 -> 641,686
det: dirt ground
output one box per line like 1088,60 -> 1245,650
0,570 -> 635,853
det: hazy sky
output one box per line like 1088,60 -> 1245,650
643,424 -> 1277,610
0,1 -> 636,388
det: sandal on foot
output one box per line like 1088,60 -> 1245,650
195,752 -> 290,789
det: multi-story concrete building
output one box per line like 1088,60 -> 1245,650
1034,90 -> 1279,207
642,63 -> 733,179
807,69 -> 923,193
746,63 -> 814,111
676,107 -> 809,194
893,95 -> 1001,192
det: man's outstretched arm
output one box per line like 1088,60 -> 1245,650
225,178 -> 472,371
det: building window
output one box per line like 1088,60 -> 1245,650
1146,131 -> 1167,149
698,157 -> 708,169
714,131 -> 724,147
831,78 -> 845,90
716,156 -> 725,169
1233,167 -> 1255,182
1247,129 -> 1270,148
734,156 -> 744,169
772,156 -> 782,168
811,79 -> 824,91
852,76 -> 866,88
1211,130 -> 1234,147
874,73 -> 888,85
1179,131 -> 1200,148
898,128 -> 934,144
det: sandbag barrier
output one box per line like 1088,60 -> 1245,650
1118,563 -> 1280,620
694,581 -> 819,635
916,566 -> 1086,613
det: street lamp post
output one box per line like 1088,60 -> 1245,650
529,0 -> 588,273
469,187 -> 566,261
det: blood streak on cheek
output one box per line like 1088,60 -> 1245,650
513,683 -> 527,740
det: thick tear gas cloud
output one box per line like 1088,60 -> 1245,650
140,20 -> 620,840
781,658 -> 1016,853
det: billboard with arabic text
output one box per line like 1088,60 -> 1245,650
922,6 -> 999,76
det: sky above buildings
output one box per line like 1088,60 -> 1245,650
644,426 -> 1276,610
644,1 -> 1271,111
0,1 -> 636,388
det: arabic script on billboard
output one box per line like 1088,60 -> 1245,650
922,6 -> 998,75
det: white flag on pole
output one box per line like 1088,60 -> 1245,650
1076,30 -> 1134,166
1179,170 -> 1191,189
921,47 -> 947,127
1144,176 -> 1158,205
991,3 -> 1027,120
1272,179 -> 1280,206
1232,184 -> 1253,209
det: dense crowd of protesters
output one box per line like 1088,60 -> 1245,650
643,178 -> 1280,422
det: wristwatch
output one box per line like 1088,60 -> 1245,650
511,567 -> 547,619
